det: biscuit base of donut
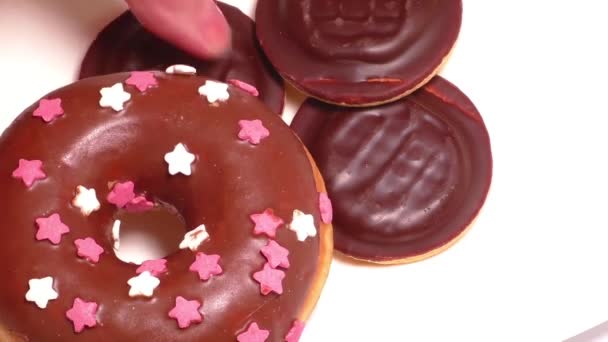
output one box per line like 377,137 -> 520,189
0,329 -> 27,342
297,148 -> 333,320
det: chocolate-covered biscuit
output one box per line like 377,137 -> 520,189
292,77 -> 492,263
256,0 -> 462,106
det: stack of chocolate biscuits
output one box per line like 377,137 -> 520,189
80,0 -> 492,264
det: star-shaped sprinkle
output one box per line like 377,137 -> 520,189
250,209 -> 284,238
285,320 -> 305,342
125,71 -> 158,92
318,192 -> 333,224
12,159 -> 46,187
260,240 -> 290,269
237,322 -> 270,342
238,120 -> 270,145
107,181 -> 135,208
164,143 -> 196,176
112,220 -> 121,250
136,259 -> 168,276
66,298 -> 98,333
288,210 -> 317,242
189,253 -> 223,281
168,296 -> 203,329
125,196 -> 154,212
228,79 -> 259,97
33,98 -> 64,123
179,224 -> 209,251
25,277 -> 58,309
253,263 -> 285,295
35,213 -> 70,245
74,237 -> 104,263
99,83 -> 131,111
72,186 -> 100,216
165,64 -> 197,75
127,271 -> 160,298
198,80 -> 229,103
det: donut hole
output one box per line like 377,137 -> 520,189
113,204 -> 187,265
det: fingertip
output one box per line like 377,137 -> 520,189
197,3 -> 232,59
126,0 -> 232,60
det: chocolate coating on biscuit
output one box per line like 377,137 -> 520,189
80,3 -> 284,113
291,77 -> 492,262
0,73 -> 323,340
256,0 -> 462,106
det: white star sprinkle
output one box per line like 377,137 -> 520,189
25,277 -> 58,309
71,186 -> 101,216
164,143 -> 196,176
112,220 -> 121,251
288,210 -> 317,242
198,80 -> 229,104
165,64 -> 197,75
127,271 -> 160,298
179,224 -> 209,251
99,83 -> 131,111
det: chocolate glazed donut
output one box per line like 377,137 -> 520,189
0,72 -> 332,341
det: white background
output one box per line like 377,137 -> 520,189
1,1 -> 608,341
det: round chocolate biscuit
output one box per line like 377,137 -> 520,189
80,2 -> 284,114
256,0 -> 462,106
291,77 -> 492,263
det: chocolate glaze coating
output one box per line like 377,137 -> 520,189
0,73 -> 324,340
80,2 -> 285,114
291,77 -> 492,262
256,0 -> 462,106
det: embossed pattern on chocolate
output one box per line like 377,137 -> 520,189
257,0 -> 462,106
300,0 -> 409,62
80,3 -> 284,114
291,77 -> 492,262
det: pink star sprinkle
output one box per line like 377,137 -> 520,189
238,120 -> 270,145
125,196 -> 154,213
65,298 -> 98,333
35,213 -> 70,245
260,240 -> 290,269
228,79 -> 260,97
12,159 -> 46,187
237,322 -> 270,342
253,263 -> 285,295
285,320 -> 305,342
33,98 -> 64,123
319,192 -> 333,224
107,181 -> 135,208
74,237 -> 104,263
136,259 -> 168,276
126,71 -> 158,92
168,296 -> 203,329
189,253 -> 223,281
250,209 -> 284,238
